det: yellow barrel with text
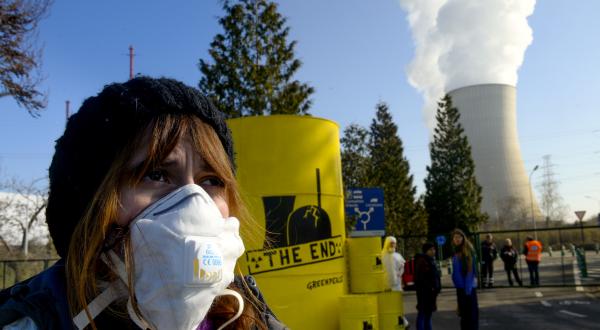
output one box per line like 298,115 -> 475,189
228,115 -> 346,330
339,294 -> 379,330
377,291 -> 404,330
347,237 -> 386,293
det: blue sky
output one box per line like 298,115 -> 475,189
0,0 -> 598,222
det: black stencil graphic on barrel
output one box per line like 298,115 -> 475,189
287,205 -> 331,245
262,196 -> 295,248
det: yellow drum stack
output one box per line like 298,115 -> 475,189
347,237 -> 386,293
339,294 -> 379,330
343,237 -> 405,330
377,291 -> 405,330
228,115 -> 346,330
228,115 -> 405,330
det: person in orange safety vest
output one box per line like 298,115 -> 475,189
523,236 -> 543,287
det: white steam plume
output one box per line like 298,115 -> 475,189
398,0 -> 536,127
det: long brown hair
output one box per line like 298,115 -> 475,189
451,228 -> 475,276
66,114 -> 266,329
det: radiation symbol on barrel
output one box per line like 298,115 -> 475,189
244,169 -> 342,275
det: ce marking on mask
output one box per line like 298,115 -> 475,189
246,235 -> 344,275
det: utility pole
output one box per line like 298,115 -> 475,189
65,100 -> 70,120
129,45 -> 135,80
529,165 -> 539,239
541,155 -> 557,226
575,211 -> 586,243
538,155 -> 563,226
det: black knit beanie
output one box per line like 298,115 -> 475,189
422,242 -> 435,254
46,76 -> 235,258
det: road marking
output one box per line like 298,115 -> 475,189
534,291 -> 543,297
540,300 -> 551,307
572,260 -> 584,292
559,310 -> 586,318
559,300 -> 591,305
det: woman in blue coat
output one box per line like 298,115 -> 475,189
451,229 -> 479,330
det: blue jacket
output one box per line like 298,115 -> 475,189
0,260 -> 287,329
0,259 -> 72,329
452,254 -> 477,295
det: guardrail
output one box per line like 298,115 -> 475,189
398,225 -> 600,288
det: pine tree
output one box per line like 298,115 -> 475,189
199,0 -> 314,117
341,124 -> 370,189
424,95 -> 487,235
368,102 -> 427,239
341,124 -> 371,234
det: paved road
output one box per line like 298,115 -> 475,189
403,286 -> 600,330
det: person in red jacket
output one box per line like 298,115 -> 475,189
523,236 -> 543,287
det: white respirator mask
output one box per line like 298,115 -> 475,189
73,184 -> 246,330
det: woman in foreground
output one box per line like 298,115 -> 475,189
0,77 -> 285,330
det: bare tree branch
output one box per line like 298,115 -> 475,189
27,200 -> 46,229
0,175 -> 49,256
0,235 -> 11,252
0,0 -> 52,116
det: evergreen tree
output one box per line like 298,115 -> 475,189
341,123 -> 370,234
406,196 -> 430,256
341,124 -> 370,189
412,196 -> 429,237
368,102 -> 427,239
424,95 -> 487,235
199,0 -> 314,117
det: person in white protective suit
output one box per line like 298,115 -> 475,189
381,236 -> 409,327
382,236 -> 406,291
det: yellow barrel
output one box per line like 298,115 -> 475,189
377,291 -> 404,330
347,237 -> 386,293
228,115 -> 346,330
339,294 -> 379,330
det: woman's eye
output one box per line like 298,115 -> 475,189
144,169 -> 168,183
199,176 -> 224,187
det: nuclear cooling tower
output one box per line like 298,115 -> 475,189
448,84 -> 540,220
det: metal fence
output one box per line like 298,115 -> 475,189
0,258 -> 59,289
3,225 -> 600,290
397,225 -> 600,289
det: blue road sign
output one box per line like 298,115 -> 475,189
436,235 -> 446,246
345,188 -> 385,237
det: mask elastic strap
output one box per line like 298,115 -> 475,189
72,251 -> 129,329
72,280 -> 127,329
216,288 -> 245,330
102,250 -> 156,330
102,250 -> 128,283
